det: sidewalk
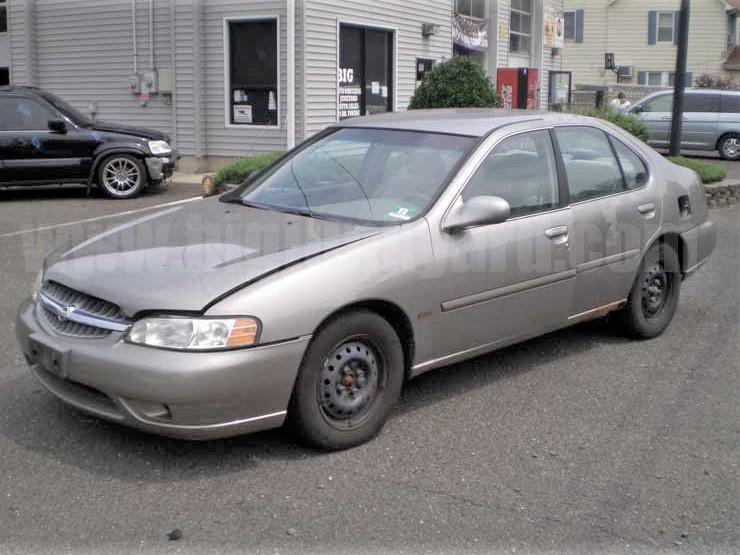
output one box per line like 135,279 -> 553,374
170,171 -> 209,186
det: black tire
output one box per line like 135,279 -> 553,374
97,154 -> 147,199
616,242 -> 681,339
288,311 -> 404,451
718,133 -> 740,161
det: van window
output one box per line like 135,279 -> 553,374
642,94 -> 672,113
683,94 -> 719,113
720,94 -> 740,114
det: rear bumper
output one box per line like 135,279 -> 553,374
680,219 -> 716,278
16,298 -> 310,440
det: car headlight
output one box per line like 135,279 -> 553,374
148,140 -> 172,156
31,269 -> 44,302
127,316 -> 260,350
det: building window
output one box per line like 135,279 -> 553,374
0,68 -> 8,86
563,11 -> 576,42
638,70 -> 692,87
510,0 -> 532,55
226,18 -> 279,126
455,0 -> 485,19
656,12 -> 675,44
0,0 -> 7,34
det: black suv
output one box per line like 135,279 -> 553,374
0,86 -> 176,198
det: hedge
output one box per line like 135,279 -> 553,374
667,156 -> 727,184
569,107 -> 650,142
408,57 -> 500,109
212,152 -> 284,187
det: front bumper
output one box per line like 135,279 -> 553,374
680,219 -> 717,278
145,153 -> 177,181
16,298 -> 310,440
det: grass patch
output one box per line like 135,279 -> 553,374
212,152 -> 284,187
666,156 -> 727,184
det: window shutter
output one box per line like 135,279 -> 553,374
685,72 -> 693,87
575,9 -> 584,43
648,11 -> 657,45
638,71 -> 647,85
674,11 -> 680,45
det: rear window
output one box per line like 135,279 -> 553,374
720,94 -> 740,114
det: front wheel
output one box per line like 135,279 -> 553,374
616,242 -> 681,339
288,311 -> 404,451
98,154 -> 147,199
718,133 -> 740,161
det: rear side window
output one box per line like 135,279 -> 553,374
610,138 -> 649,190
0,96 -> 55,131
555,126 -> 625,202
462,130 -> 559,216
720,94 -> 740,114
683,94 -> 719,113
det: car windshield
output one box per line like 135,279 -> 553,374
235,127 -> 475,225
40,91 -> 93,127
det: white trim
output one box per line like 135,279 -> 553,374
222,15 -> 281,130
336,19 -> 398,121
286,0 -> 295,149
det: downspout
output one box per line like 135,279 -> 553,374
149,0 -> 154,69
132,0 -> 138,74
287,0 -> 296,149
192,0 -> 204,164
170,0 -> 177,148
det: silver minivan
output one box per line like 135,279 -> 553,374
630,89 -> 740,160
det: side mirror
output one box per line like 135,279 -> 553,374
443,196 -> 511,233
48,119 -> 67,134
631,105 -> 643,114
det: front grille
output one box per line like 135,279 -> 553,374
39,281 -> 126,338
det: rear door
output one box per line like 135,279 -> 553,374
681,93 -> 720,150
0,95 -> 93,184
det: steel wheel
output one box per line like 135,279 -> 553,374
641,260 -> 669,318
719,134 -> 740,161
98,155 -> 146,198
289,311 -> 404,450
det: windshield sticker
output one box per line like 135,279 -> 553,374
388,205 -> 416,220
31,137 -> 41,150
16,104 -> 32,118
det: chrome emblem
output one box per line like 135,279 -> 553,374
57,305 -> 76,322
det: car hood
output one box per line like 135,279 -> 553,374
89,121 -> 170,142
43,198 -> 382,316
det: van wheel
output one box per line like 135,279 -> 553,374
288,311 -> 404,451
718,133 -> 740,161
98,155 -> 147,198
616,242 -> 681,339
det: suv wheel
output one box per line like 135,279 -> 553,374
98,155 -> 147,199
718,133 -> 740,161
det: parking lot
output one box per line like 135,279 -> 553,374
0,183 -> 738,554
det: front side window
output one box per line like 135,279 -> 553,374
643,94 -> 672,113
555,127 -> 625,202
236,128 -> 475,225
227,18 -> 278,126
510,0 -> 532,54
657,12 -> 675,44
0,96 -> 56,131
462,130 -> 559,216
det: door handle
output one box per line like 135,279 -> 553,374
638,202 -> 655,214
545,225 -> 568,239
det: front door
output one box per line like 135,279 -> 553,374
637,92 -> 672,148
430,129 -> 574,358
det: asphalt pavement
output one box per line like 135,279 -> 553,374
0,184 -> 737,555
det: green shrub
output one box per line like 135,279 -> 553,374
667,156 -> 727,184
570,107 -> 651,142
408,57 -> 500,109
212,152 -> 284,187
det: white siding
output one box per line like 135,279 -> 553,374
303,0 -> 452,138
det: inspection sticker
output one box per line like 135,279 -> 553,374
388,205 -> 416,220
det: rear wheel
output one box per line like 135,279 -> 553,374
98,154 -> 147,199
288,311 -> 404,450
718,133 -> 740,161
616,242 -> 681,339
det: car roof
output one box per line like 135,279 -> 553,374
0,85 -> 41,94
332,108 -> 589,137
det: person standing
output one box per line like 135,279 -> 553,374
610,91 -> 631,110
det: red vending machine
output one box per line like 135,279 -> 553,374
496,68 -> 538,109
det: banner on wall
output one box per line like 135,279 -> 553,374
452,13 -> 489,51
543,5 -> 564,49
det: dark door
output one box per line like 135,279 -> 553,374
0,95 -> 95,184
338,24 -> 393,120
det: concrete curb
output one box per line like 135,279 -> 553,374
704,180 -> 739,208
